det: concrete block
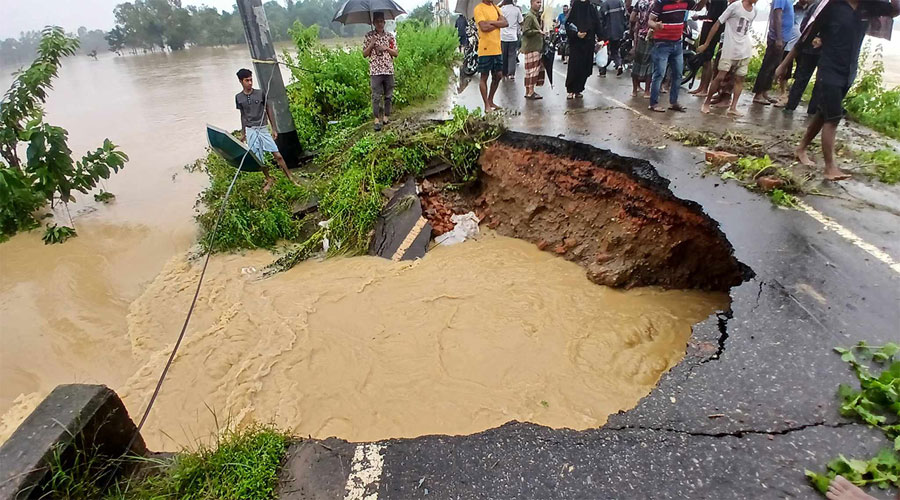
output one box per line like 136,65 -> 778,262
0,384 -> 145,500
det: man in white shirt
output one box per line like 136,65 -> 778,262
697,0 -> 758,117
500,0 -> 525,79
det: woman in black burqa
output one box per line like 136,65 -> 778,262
564,0 -> 601,98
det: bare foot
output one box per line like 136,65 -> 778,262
824,166 -> 851,181
642,92 -> 650,99
263,177 -> 275,193
795,147 -> 816,167
484,103 -> 495,113
726,109 -> 743,118
701,102 -> 711,114
826,476 -> 877,500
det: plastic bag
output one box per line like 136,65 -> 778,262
435,212 -> 480,246
595,43 -> 608,68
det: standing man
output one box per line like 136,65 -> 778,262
751,0 -> 793,105
777,0 -> 899,180
600,0 -> 628,76
474,0 -> 509,112
630,0 -> 654,97
363,12 -> 398,132
647,0 -> 707,113
235,68 -> 292,192
698,0 -> 758,117
783,0 -> 821,113
500,0 -> 525,79
456,13 -> 469,52
557,4 -> 571,63
688,0 -> 727,97
522,0 -> 547,98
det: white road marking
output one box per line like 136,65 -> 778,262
796,200 -> 900,275
344,444 -> 386,500
550,68 -> 900,276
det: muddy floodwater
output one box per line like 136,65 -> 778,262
2,233 -> 725,449
1,45 -> 727,450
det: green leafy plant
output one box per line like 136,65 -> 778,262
768,188 -> 798,208
844,45 -> 900,140
42,224 -> 77,244
1,26 -> 128,240
857,149 -> 900,185
806,342 -> 900,495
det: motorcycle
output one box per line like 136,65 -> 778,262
550,24 -> 568,61
462,20 -> 479,76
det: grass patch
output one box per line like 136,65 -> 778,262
845,45 -> 900,140
44,424 -> 290,499
806,342 -> 900,496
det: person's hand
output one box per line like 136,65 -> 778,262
577,31 -> 587,38
240,132 -> 246,143
272,130 -> 278,141
697,43 -> 708,53
775,40 -> 784,51
774,61 -> 788,81
812,37 -> 822,49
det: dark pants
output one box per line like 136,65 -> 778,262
501,41 -> 518,77
753,39 -> 783,94
598,39 -> 623,75
371,74 -> 394,119
786,51 -> 820,112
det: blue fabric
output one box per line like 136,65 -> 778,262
650,40 -> 683,107
767,0 -> 794,42
246,126 -> 279,163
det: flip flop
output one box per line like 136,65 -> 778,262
649,105 -> 666,113
669,104 -> 687,112
753,99 -> 771,106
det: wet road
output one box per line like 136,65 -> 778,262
279,64 -> 900,499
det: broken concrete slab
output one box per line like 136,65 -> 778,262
276,438 -> 358,500
369,176 -> 432,261
0,384 -> 145,500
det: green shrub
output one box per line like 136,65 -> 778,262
283,22 -> 459,149
845,45 -> 900,140
858,149 -> 900,185
194,153 -> 312,253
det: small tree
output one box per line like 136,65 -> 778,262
0,26 -> 128,241
407,3 -> 435,25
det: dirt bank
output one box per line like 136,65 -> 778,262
427,131 -> 751,291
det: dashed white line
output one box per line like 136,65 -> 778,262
344,443 -> 386,500
796,200 -> 900,275
550,68 -> 900,276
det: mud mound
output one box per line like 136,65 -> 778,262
435,131 -> 750,291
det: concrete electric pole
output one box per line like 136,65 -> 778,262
237,0 -> 304,168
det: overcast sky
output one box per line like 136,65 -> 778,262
0,0 -> 428,39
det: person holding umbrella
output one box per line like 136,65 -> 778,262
522,0 -> 546,98
474,0 -> 509,112
363,12 -> 399,131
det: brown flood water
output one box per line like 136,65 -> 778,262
0,46 -> 727,450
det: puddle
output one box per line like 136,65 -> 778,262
0,234 -> 725,449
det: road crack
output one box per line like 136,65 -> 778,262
607,421 -> 860,439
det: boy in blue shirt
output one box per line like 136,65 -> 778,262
751,0 -> 793,104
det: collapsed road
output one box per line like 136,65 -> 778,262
274,73 -> 900,499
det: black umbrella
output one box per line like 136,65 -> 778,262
333,0 -> 407,24
541,38 -> 555,86
454,0 -> 481,18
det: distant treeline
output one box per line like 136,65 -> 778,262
1,0 -> 370,65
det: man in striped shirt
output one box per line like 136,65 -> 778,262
647,0 -> 707,112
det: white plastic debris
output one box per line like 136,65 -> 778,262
318,219 -> 332,252
435,212 -> 480,246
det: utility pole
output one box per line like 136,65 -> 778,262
237,0 -> 304,168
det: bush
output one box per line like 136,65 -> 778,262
283,22 -> 459,149
194,153 -> 312,253
845,45 -> 900,140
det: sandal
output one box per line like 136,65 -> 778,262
649,105 -> 666,113
575,93 -> 584,99
669,104 -> 687,112
567,93 -> 575,99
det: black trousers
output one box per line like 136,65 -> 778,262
752,39 -> 782,94
786,51 -> 820,112
501,41 -> 518,77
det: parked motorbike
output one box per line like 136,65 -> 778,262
462,20 -> 479,76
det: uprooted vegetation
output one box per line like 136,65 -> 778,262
806,342 -> 900,497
